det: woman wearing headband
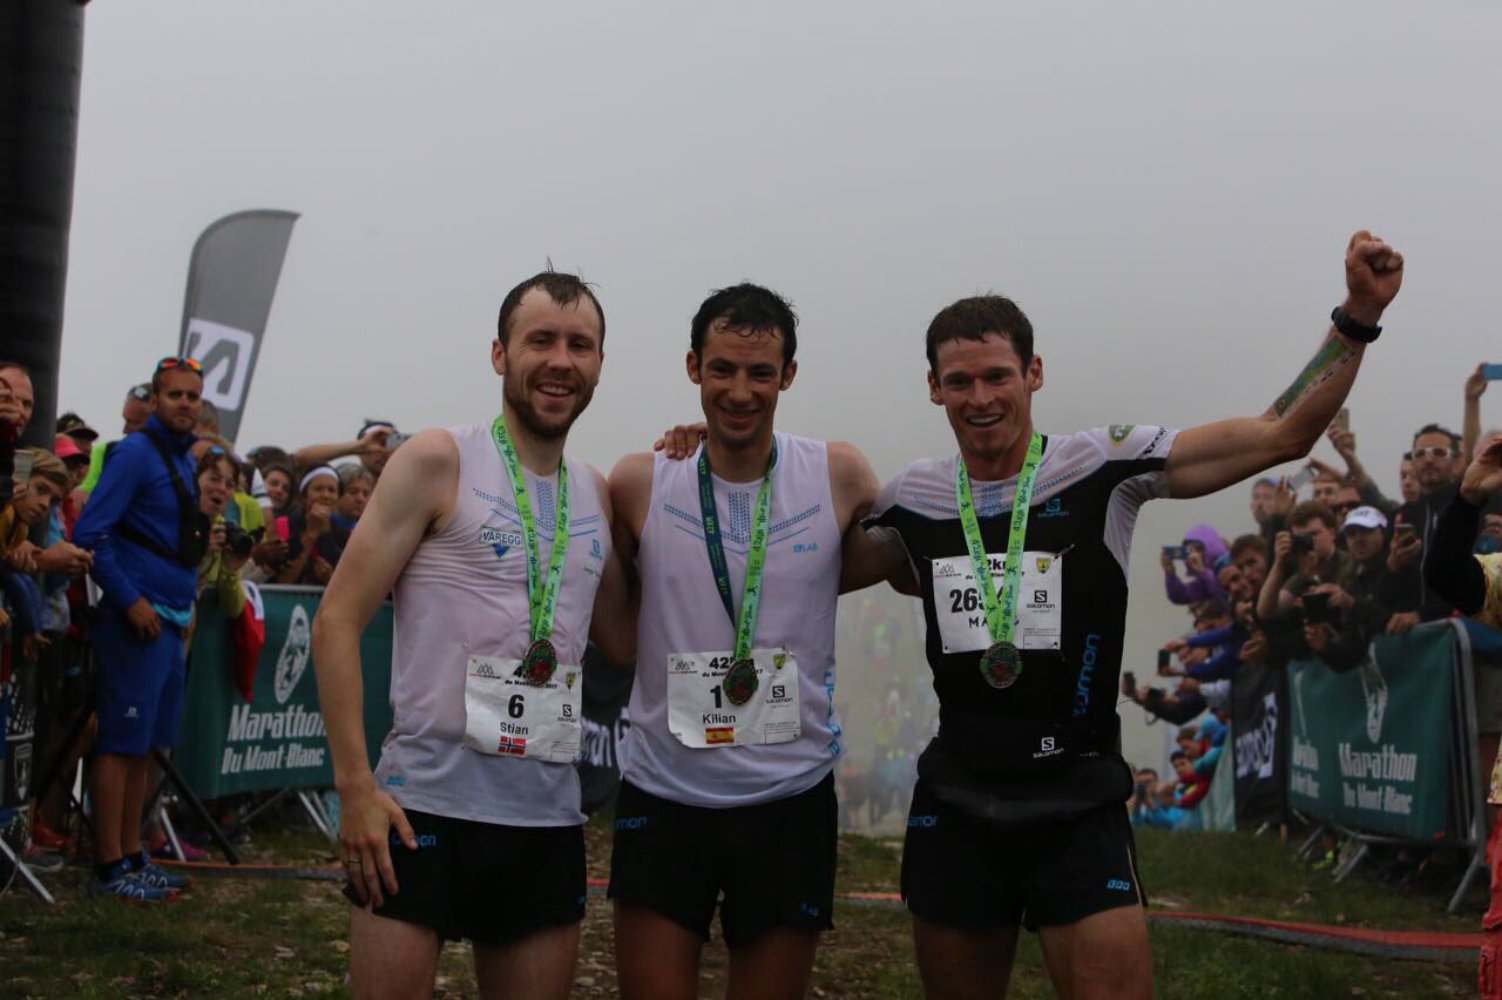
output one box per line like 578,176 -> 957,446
275,465 -> 349,585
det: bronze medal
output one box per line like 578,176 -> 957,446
979,641 -> 1023,690
723,658 -> 759,706
517,637 -> 559,686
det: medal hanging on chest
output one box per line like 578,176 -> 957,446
955,433 -> 1044,691
698,442 -> 777,707
492,415 -> 570,686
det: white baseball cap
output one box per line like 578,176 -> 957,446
1342,505 -> 1389,532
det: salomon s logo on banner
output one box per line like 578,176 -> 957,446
184,317 -> 256,411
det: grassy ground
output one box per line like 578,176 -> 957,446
0,821 -> 1482,999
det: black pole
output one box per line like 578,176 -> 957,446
153,749 -> 241,865
0,0 -> 86,447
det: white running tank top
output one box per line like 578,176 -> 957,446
372,422 -> 610,826
619,431 -> 844,807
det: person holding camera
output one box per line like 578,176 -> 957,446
1300,506 -> 1409,671
72,357 -> 209,903
194,447 -> 252,615
1255,501 -> 1355,629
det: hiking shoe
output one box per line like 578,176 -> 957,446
88,870 -> 178,903
130,860 -> 193,892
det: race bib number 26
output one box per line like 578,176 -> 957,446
930,550 -> 1063,655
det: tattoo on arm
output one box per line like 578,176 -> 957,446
1271,336 -> 1356,418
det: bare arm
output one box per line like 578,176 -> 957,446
1463,364 -> 1487,464
1165,231 -> 1404,499
604,452 -> 654,664
311,429 -> 455,905
1256,531 -> 1295,622
828,441 -> 915,594
587,465 -> 637,665
293,429 -> 391,472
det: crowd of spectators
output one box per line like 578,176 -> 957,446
1124,365 -> 1502,833
0,356 -> 403,899
6,354 -> 1502,890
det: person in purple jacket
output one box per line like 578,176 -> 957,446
72,357 -> 207,902
1161,523 -> 1229,606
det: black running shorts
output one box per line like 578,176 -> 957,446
342,808 -> 586,945
607,773 -> 837,946
901,780 -> 1145,931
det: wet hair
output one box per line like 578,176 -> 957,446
690,283 -> 798,367
925,296 -> 1034,373
1289,500 -> 1338,532
1412,423 -> 1460,452
496,270 -> 605,346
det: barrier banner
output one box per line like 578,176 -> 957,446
1286,626 -> 1455,840
176,587 -> 392,798
1232,659 -> 1286,826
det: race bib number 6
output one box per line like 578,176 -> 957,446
667,648 -> 801,749
463,654 -> 582,763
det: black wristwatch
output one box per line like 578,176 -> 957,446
1330,305 -> 1382,344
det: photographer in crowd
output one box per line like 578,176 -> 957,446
1256,501 -> 1355,630
291,419 -> 398,484
193,446 -> 251,618
1161,525 -> 1229,606
1300,506 -> 1406,671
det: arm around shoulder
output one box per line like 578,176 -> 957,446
589,464 -> 638,666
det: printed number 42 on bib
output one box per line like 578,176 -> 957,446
931,550 -> 1063,655
462,654 -> 582,764
667,648 -> 801,749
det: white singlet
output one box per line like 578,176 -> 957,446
618,432 -> 844,808
372,422 -> 610,826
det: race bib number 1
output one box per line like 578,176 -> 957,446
931,550 -> 1063,655
463,654 -> 582,764
667,648 -> 800,749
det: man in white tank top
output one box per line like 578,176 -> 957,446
607,283 -> 899,1000
312,272 -> 633,1000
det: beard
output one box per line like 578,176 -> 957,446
503,372 -> 594,442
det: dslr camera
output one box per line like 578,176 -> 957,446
222,524 -> 263,560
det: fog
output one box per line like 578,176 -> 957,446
60,2 -> 1502,798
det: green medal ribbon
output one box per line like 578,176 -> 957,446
697,441 -> 776,705
955,433 -> 1044,684
491,414 -> 570,654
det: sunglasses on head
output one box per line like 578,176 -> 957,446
154,356 -> 203,376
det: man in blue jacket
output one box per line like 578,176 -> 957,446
73,358 -> 207,901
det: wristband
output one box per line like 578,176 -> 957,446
1331,306 -> 1381,344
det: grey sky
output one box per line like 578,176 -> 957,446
60,3 -> 1502,770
